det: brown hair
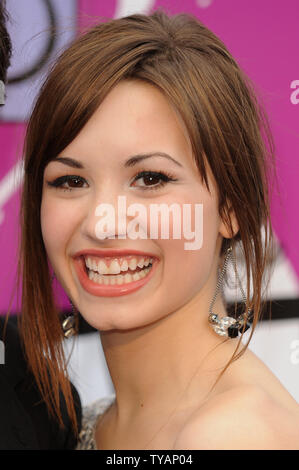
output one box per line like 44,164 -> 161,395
16,9 -> 277,432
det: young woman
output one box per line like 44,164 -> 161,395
0,0 -> 81,450
19,10 -> 299,449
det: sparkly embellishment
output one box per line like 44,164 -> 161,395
208,313 -> 219,324
211,316 -> 237,337
76,396 -> 116,450
208,245 -> 253,339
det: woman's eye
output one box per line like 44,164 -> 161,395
131,171 -> 177,191
46,175 -> 88,192
46,171 -> 177,193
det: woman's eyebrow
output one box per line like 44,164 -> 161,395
53,152 -> 184,169
124,152 -> 183,168
53,157 -> 84,169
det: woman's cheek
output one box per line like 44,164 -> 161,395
40,196 -> 72,255
159,195 -> 220,301
160,239 -> 209,302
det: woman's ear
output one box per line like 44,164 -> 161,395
219,200 -> 239,239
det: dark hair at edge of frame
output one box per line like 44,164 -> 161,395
15,9 -> 278,433
0,0 -> 12,83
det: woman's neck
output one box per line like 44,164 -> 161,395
100,294 -> 240,423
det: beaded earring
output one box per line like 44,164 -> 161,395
208,245 -> 253,338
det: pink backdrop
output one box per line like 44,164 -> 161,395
0,0 -> 298,314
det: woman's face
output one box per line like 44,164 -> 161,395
41,79 -> 232,331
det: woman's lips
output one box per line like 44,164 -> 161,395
73,255 -> 159,297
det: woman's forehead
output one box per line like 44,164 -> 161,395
61,79 -> 197,170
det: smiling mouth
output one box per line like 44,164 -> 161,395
73,251 -> 159,296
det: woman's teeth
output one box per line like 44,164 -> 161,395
84,256 -> 154,285
88,266 -> 151,285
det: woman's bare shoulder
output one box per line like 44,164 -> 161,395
173,384 -> 299,450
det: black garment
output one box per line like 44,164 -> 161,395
0,317 -> 82,450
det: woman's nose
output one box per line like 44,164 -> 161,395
80,192 -> 131,242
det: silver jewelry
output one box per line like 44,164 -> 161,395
62,299 -> 77,338
51,272 -> 77,338
208,245 -> 253,338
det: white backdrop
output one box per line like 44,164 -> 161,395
64,318 -> 299,407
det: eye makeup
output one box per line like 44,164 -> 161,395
46,169 -> 179,193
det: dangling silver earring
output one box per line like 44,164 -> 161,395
208,245 -> 253,338
62,299 -> 78,338
51,272 -> 77,338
